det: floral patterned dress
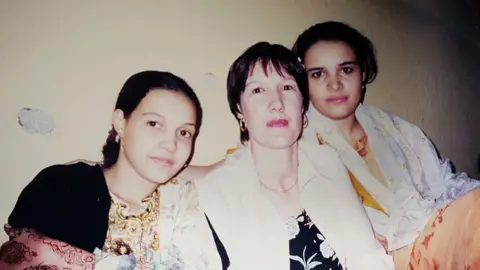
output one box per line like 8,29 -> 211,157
288,210 -> 343,270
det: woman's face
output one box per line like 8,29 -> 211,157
304,41 -> 363,121
114,90 -> 197,184
237,61 -> 304,149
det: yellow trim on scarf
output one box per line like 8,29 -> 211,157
348,171 -> 387,215
226,147 -> 239,155
316,134 -> 387,215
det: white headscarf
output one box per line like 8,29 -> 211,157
303,103 -> 480,250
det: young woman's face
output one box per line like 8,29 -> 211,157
237,61 -> 304,149
115,90 -> 197,184
304,41 -> 363,121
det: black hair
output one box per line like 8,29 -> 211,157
292,21 -> 378,85
102,70 -> 202,168
226,41 -> 309,144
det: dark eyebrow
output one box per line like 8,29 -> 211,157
306,67 -> 323,73
142,112 -> 197,128
339,61 -> 358,66
307,61 -> 358,73
245,80 -> 258,86
141,112 -> 164,118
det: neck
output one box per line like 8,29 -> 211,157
334,114 -> 360,139
250,141 -> 299,191
104,155 -> 158,205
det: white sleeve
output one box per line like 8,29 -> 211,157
390,113 -> 480,200
171,182 -> 223,270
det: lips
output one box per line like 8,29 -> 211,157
149,156 -> 174,167
266,118 -> 289,127
326,96 -> 348,103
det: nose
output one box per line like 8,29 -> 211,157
159,132 -> 177,153
268,90 -> 285,112
326,74 -> 343,92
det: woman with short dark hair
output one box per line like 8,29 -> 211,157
194,41 -> 393,270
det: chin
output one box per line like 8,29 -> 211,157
316,103 -> 354,119
327,114 -> 351,121
143,169 -> 176,185
322,109 -> 355,121
257,136 -> 298,150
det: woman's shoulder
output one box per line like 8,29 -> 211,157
298,141 -> 352,181
194,149 -> 251,203
202,151 -> 246,182
7,162 -> 109,252
361,104 -> 415,127
11,162 -> 104,206
158,178 -> 194,205
299,141 -> 340,161
15,162 -> 103,200
35,162 -> 102,180
21,161 -> 96,185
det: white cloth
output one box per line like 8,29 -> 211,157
195,141 -> 394,270
304,104 -> 480,250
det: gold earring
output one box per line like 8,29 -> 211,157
239,120 -> 247,132
119,135 -> 125,151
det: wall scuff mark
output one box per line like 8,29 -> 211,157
17,108 -> 55,134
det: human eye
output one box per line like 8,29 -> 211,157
251,87 -> 264,94
179,129 -> 193,139
342,66 -> 354,74
311,71 -> 324,79
283,84 -> 295,90
146,121 -> 161,128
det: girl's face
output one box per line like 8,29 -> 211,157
304,41 -> 363,121
114,90 -> 197,184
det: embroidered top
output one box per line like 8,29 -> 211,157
101,191 -> 160,269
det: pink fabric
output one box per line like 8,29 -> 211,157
404,189 -> 480,269
0,226 -> 94,270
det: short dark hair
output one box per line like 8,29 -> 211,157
102,71 -> 202,168
292,21 -> 378,85
227,42 -> 309,144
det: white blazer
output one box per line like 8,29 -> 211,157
194,141 -> 394,270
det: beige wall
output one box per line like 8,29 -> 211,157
0,0 -> 479,242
